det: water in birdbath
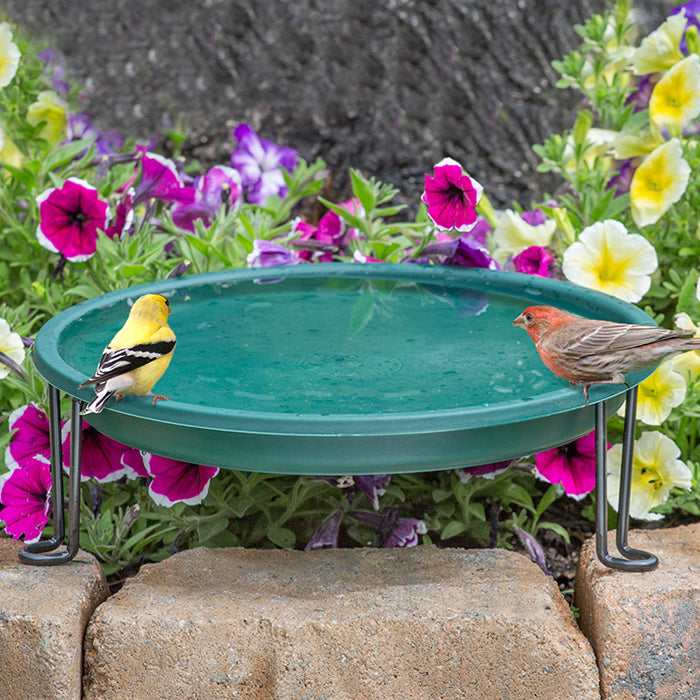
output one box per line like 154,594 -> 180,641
63,275 -> 563,416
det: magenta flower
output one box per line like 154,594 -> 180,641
36,177 -> 110,262
294,212 -> 343,262
171,165 -> 243,232
305,509 -> 343,551
104,190 -> 134,240
61,423 -> 132,483
512,246 -> 556,278
246,239 -> 301,268
121,448 -> 149,479
132,148 -> 195,206
0,456 -> 52,543
535,431 -> 600,499
422,157 -> 483,231
5,404 -> 51,470
144,454 -> 219,506
230,124 -> 299,205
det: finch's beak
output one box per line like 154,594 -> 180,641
513,314 -> 524,328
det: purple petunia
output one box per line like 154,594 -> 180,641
246,239 -> 301,268
349,508 -> 427,548
66,113 -> 125,156
422,157 -> 483,231
305,509 -> 344,551
171,164 -> 243,232
230,124 -> 298,205
0,456 -> 52,543
422,236 -> 500,270
144,454 -> 219,506
36,177 -> 110,262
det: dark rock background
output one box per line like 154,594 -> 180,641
0,0 -> 674,211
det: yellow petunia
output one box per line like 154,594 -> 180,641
0,22 -> 20,89
492,210 -> 556,263
27,90 -> 67,146
618,360 -> 686,426
630,138 -> 690,227
649,54 -> 700,134
671,312 -> 700,382
561,219 -> 657,303
632,12 -> 686,75
607,431 -> 692,521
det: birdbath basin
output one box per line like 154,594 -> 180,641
26,263 -> 659,570
33,263 -> 654,473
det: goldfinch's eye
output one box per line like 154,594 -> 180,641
164,298 -> 170,308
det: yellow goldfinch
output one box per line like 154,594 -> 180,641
79,294 -> 176,415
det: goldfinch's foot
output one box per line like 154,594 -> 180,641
150,393 -> 170,405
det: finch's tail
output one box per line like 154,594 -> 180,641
81,387 -> 115,415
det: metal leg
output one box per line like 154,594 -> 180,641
19,392 -> 83,565
595,388 -> 658,571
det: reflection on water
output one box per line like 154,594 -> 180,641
61,276 -> 565,414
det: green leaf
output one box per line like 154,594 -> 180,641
197,516 -> 230,544
538,521 -> 571,542
676,268 -> 700,318
350,169 -> 377,213
440,520 -> 466,540
42,139 -> 94,173
267,524 -> 296,549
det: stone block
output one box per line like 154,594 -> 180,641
0,538 -> 109,700
84,545 -> 598,699
575,523 -> 700,699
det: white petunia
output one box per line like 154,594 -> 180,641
562,219 -> 657,303
607,431 -> 692,521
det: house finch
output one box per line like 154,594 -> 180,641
513,305 -> 700,404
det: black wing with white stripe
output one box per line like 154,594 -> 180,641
78,339 -> 176,388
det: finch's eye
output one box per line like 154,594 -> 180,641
524,312 -> 534,323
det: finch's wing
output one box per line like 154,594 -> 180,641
564,322 -> 692,359
78,339 -> 176,388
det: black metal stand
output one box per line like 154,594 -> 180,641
19,386 -> 82,565
18,385 -> 658,571
594,386 -> 658,571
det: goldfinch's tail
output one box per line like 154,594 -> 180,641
81,388 -> 114,415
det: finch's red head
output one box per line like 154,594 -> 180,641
513,305 -> 574,342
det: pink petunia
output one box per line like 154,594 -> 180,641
421,157 -> 483,232
0,456 -> 52,543
5,404 -> 52,470
61,423 -> 132,483
132,147 -> 195,206
145,454 -> 219,506
512,246 -> 556,278
35,177 -> 110,261
535,431 -> 601,500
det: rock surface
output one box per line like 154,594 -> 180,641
0,0 -> 673,209
0,538 -> 109,700
83,545 -> 599,699
575,523 -> 700,699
